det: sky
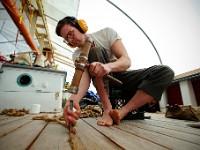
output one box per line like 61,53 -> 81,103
78,0 -> 200,76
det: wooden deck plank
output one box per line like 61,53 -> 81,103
135,119 -> 200,136
30,122 -> 71,150
83,117 -> 169,150
74,118 -> 123,150
0,120 -> 47,150
0,113 -> 199,150
0,115 -> 33,137
147,113 -> 199,127
131,120 -> 200,144
119,120 -> 200,150
0,115 -> 30,125
0,114 -> 10,120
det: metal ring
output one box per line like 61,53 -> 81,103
75,62 -> 86,71
68,86 -> 78,94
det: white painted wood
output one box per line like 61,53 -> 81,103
0,66 -> 66,92
160,91 -> 168,112
180,80 -> 197,106
0,64 -> 67,112
0,91 -> 62,112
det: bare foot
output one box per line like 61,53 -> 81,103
109,109 -> 121,124
97,111 -> 113,126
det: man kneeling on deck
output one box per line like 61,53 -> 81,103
55,16 -> 174,134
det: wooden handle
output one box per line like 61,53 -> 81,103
68,37 -> 93,94
104,74 -> 123,86
86,64 -> 123,86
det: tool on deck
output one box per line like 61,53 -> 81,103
69,100 -> 73,133
68,100 -> 77,149
68,37 -> 122,94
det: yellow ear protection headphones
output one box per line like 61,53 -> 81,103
75,19 -> 88,33
64,17 -> 88,48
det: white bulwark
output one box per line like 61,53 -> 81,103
0,63 -> 67,112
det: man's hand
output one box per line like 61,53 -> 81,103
63,100 -> 81,134
90,62 -> 111,78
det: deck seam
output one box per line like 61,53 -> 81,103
123,121 -> 200,146
25,122 -> 49,150
81,118 -> 126,150
0,120 -> 32,138
113,125 -> 171,150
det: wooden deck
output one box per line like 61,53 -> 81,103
0,113 -> 200,150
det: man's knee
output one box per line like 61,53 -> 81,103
88,46 -> 110,64
88,47 -> 104,61
89,47 -> 101,57
158,65 -> 175,83
150,65 -> 174,83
